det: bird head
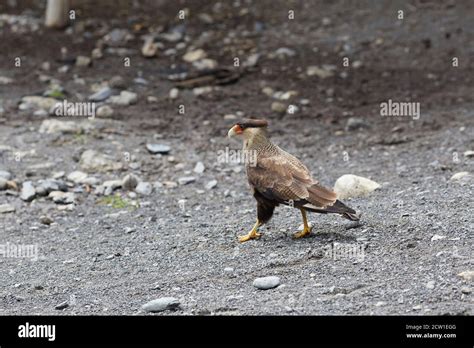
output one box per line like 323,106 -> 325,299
227,119 -> 268,139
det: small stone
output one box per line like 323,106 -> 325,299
352,60 -> 363,68
461,286 -> 471,294
20,181 -> 36,202
178,177 -> 196,185
205,180 -> 217,190
20,96 -> 58,111
142,297 -> 180,312
243,53 -> 260,68
425,280 -> 435,289
146,143 -> 171,154
125,227 -> 135,234
193,86 -> 213,96
75,56 -> 91,67
193,58 -> 218,70
80,150 -> 122,172
0,76 -> 14,84
0,203 -> 15,214
109,91 -> 138,106
334,174 -> 381,199
40,215 -> 53,225
39,119 -> 93,134
271,101 -> 287,113
122,174 -> 140,191
169,88 -> 179,99
345,117 -> 368,131
253,276 -> 280,290
49,191 -> 76,204
458,270 -> 474,281
431,234 -> 446,242
36,179 -> 67,196
193,162 -> 205,174
96,105 -> 114,117
0,170 -> 12,180
141,38 -> 158,57
91,47 -> 103,59
375,301 -> 386,307
55,301 -> 69,310
88,87 -> 112,102
183,49 -> 207,62
306,65 -> 335,78
464,150 -> 474,158
224,267 -> 234,273
450,172 -> 472,181
102,180 -> 122,195
274,47 -> 296,58
67,171 -> 89,184
135,182 -> 152,196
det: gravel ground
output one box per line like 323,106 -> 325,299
0,0 -> 473,315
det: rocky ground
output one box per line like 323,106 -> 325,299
0,0 -> 473,315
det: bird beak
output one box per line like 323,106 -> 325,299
227,125 -> 242,138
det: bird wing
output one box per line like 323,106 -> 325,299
247,150 -> 337,208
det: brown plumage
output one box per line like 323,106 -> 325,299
228,118 -> 360,242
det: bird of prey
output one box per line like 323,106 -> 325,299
227,119 -> 360,242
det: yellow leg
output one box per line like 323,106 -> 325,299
238,219 -> 262,243
293,209 -> 313,239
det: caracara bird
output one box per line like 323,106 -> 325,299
228,119 -> 360,242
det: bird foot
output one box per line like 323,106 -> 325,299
293,227 -> 312,239
238,231 -> 262,243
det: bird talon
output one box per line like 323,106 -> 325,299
238,231 -> 261,243
293,227 -> 312,239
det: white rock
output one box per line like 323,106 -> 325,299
39,119 -> 92,134
425,280 -> 435,289
0,178 -> 7,190
306,65 -> 335,78
274,47 -> 296,58
334,174 -> 381,199
96,105 -> 114,117
103,180 -> 122,195
142,297 -> 180,312
271,101 -> 286,113
183,49 -> 207,62
109,91 -> 138,106
205,180 -> 217,190
253,276 -> 281,290
431,234 -> 446,242
169,88 -> 179,99
75,56 -> 91,66
464,150 -> 474,158
0,76 -> 14,84
450,172 -> 472,181
20,96 -> 58,111
193,86 -> 213,96
80,150 -> 122,172
193,162 -> 205,174
141,38 -> 158,57
458,270 -> 474,281
49,191 -> 75,204
178,177 -> 196,185
0,203 -> 15,213
67,171 -> 89,184
192,58 -> 218,70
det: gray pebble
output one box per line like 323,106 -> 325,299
135,182 -> 152,196
0,170 -> 12,180
20,181 -> 36,202
0,203 -> 15,214
88,87 -> 113,102
178,177 -> 196,185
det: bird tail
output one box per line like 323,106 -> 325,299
303,200 -> 360,221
